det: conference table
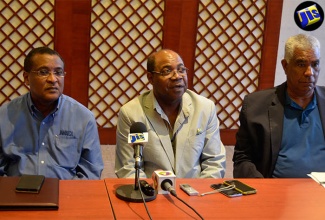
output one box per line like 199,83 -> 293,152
105,178 -> 325,219
1,178 -> 325,219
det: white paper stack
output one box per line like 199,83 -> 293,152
308,172 -> 325,188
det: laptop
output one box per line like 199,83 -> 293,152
0,176 -> 59,210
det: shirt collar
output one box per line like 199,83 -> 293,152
152,93 -> 189,117
27,93 -> 60,118
285,91 -> 317,110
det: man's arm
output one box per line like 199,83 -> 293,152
233,96 -> 263,178
199,102 -> 226,178
74,116 -> 104,179
0,139 -> 7,176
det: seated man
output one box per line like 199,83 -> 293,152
115,49 -> 226,178
0,47 -> 103,179
233,34 -> 325,178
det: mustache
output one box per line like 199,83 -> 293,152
45,86 -> 59,90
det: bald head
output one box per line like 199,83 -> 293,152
147,49 -> 182,72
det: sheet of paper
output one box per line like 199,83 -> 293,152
308,172 -> 325,188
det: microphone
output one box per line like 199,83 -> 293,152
128,122 -> 148,170
161,179 -> 177,197
152,171 -> 176,195
116,122 -> 156,203
153,171 -> 204,220
128,122 -> 148,190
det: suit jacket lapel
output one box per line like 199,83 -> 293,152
142,91 -> 175,172
174,93 -> 191,174
268,83 -> 286,175
316,86 -> 325,137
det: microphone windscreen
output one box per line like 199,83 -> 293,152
130,122 -> 147,133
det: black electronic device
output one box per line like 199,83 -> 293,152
139,180 -> 155,196
210,183 -> 242,198
223,180 -> 257,195
15,175 -> 45,194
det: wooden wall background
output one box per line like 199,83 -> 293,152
0,0 -> 283,145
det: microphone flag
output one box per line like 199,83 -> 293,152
153,171 -> 176,194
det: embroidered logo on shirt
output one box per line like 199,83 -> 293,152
59,130 -> 74,137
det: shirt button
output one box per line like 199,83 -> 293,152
42,143 -> 45,146
41,161 -> 44,164
42,122 -> 45,125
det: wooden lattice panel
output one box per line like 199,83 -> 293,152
194,0 -> 267,129
0,0 -> 54,105
89,0 -> 164,127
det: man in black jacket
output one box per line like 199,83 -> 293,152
233,34 -> 325,178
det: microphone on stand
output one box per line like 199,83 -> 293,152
116,122 -> 156,202
129,122 -> 147,190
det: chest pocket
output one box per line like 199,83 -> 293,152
53,136 -> 80,168
186,129 -> 206,154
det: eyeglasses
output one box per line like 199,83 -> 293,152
30,69 -> 66,78
151,66 -> 188,77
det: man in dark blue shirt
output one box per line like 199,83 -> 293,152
233,34 -> 325,178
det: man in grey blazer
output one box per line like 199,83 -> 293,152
233,34 -> 325,178
115,49 -> 226,178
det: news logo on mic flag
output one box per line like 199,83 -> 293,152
128,132 -> 148,144
157,171 -> 173,176
294,1 -> 324,31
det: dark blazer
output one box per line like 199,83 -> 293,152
233,82 -> 325,178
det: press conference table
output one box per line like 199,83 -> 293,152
105,178 -> 325,220
1,178 -> 325,219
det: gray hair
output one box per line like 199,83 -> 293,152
284,34 -> 320,63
